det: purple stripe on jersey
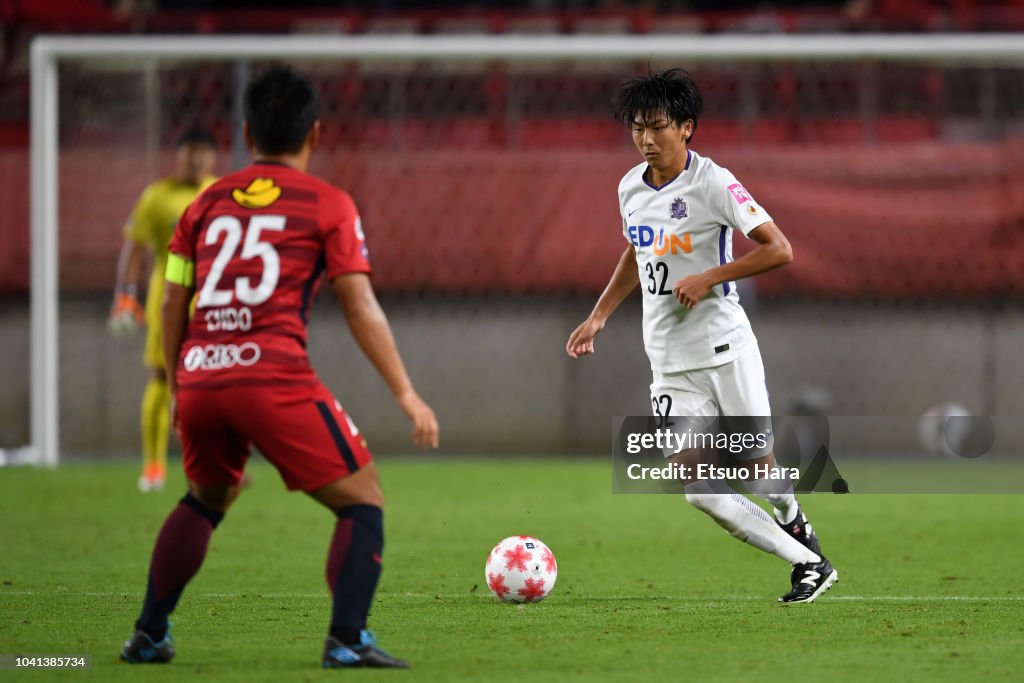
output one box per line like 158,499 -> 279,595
642,172 -> 672,191
299,252 -> 326,325
719,226 -> 731,296
684,149 -> 692,170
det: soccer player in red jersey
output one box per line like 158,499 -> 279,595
120,66 -> 439,669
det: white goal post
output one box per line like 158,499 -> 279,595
26,32 -> 1024,467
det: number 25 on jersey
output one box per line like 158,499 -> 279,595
196,214 -> 285,308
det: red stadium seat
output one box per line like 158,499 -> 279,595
517,119 -> 620,149
874,116 -> 938,143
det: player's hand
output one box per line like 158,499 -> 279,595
108,292 -> 145,337
566,316 -> 605,358
397,390 -> 439,449
673,273 -> 714,309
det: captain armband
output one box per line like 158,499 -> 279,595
165,253 -> 196,288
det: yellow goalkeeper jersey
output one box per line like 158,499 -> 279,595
124,175 -> 217,324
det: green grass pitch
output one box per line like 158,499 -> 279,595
2,458 -> 1023,682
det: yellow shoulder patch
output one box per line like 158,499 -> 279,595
232,178 -> 282,209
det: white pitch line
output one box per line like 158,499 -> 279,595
830,595 -> 1024,602
2,590 -> 1023,602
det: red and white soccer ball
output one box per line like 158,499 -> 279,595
484,536 -> 557,603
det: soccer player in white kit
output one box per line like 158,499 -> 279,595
567,69 -> 838,603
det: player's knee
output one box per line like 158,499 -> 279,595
684,491 -> 718,514
685,492 -> 748,538
354,479 -> 385,508
343,464 -> 385,508
684,476 -> 738,512
181,491 -> 226,529
335,503 -> 384,537
339,484 -> 384,509
308,465 -> 385,510
188,481 -> 241,513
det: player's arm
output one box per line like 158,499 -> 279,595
161,254 -> 196,397
108,238 -> 148,335
566,244 -> 639,358
331,273 -> 440,449
672,220 -> 793,309
115,238 -> 148,292
110,188 -> 156,336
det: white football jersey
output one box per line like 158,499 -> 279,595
618,149 -> 772,373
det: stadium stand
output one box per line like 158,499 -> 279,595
3,1 -> 1024,297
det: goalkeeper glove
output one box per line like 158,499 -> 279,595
108,286 -> 145,338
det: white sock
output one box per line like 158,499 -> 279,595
744,467 -> 799,525
684,481 -> 819,565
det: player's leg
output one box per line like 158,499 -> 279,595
122,389 -> 248,663
711,347 -> 799,524
246,384 -> 407,669
306,465 -> 406,668
307,463 -> 385,649
139,303 -> 169,492
676,461 -> 821,566
139,367 -> 170,492
737,449 -> 837,603
711,347 -> 838,602
653,371 -> 820,568
711,346 -> 824,541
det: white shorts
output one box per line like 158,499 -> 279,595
650,343 -> 772,418
650,344 -> 774,460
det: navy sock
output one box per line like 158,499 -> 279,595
326,505 -> 383,646
136,493 -> 223,641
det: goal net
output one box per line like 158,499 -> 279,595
17,34 -> 1024,465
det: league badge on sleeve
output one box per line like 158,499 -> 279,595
727,183 -> 752,204
670,196 -> 688,219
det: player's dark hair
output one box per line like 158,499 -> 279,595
244,65 -> 318,155
612,68 -> 702,142
176,127 -> 217,148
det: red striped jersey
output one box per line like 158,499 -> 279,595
168,162 -> 370,389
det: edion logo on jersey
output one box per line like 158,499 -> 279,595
627,225 -> 693,255
183,343 -> 261,371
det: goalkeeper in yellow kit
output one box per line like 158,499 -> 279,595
109,129 -> 217,492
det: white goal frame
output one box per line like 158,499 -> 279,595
26,32 -> 1024,466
